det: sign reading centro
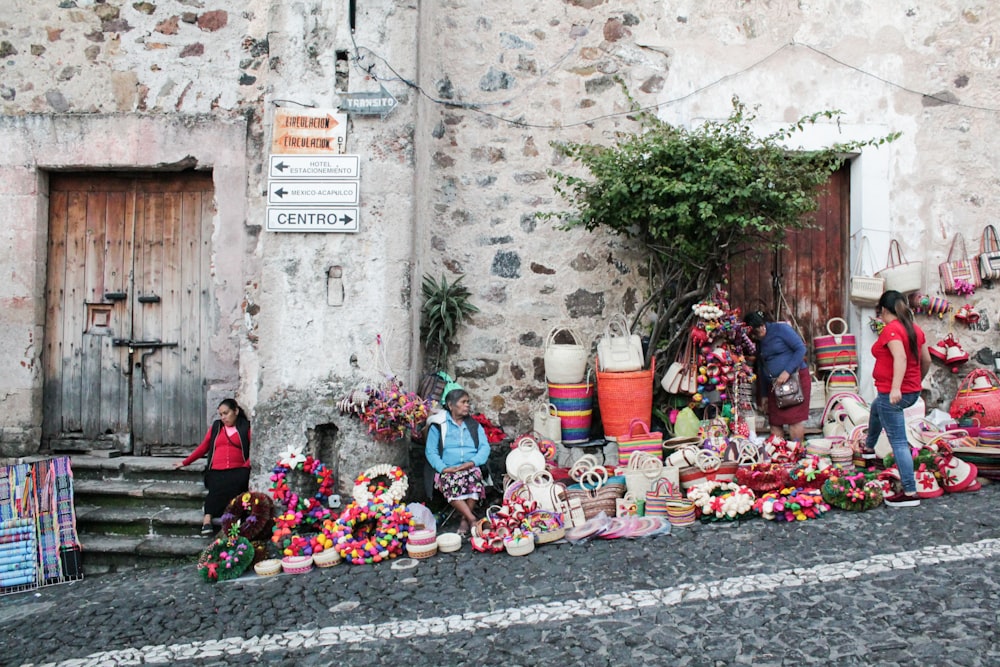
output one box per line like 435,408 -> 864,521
266,207 -> 359,233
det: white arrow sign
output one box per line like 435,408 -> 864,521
269,154 -> 360,180
268,180 -> 359,205
266,207 -> 359,233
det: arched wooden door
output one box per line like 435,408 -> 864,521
728,162 -> 850,360
43,172 -> 215,456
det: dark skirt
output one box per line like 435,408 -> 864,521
204,467 -> 251,519
434,467 -> 485,502
766,367 -> 811,427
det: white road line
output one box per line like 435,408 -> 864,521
26,537 -> 1000,667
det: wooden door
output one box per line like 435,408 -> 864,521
728,162 -> 850,359
43,172 -> 215,456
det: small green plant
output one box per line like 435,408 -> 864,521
420,273 -> 479,369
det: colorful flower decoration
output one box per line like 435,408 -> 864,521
326,500 -> 413,565
789,455 -> 832,490
735,463 -> 792,494
821,471 -> 884,511
220,491 -> 275,541
197,524 -> 255,582
269,454 -> 335,539
352,464 -> 409,504
753,487 -> 830,522
354,380 -> 430,442
687,481 -> 755,521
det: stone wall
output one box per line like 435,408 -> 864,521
1,1 -> 1000,476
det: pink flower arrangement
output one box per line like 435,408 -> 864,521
360,381 -> 429,442
953,278 -> 976,296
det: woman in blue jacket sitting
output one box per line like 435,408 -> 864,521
425,385 -> 490,536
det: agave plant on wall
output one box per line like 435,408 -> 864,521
420,273 -> 479,371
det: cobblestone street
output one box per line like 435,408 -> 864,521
2,481 -> 998,666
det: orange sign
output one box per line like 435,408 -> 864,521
271,108 -> 347,155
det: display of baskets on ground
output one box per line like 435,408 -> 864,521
595,357 -> 654,442
950,369 -> 1000,427
547,376 -> 595,445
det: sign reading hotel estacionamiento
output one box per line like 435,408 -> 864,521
266,150 -> 362,232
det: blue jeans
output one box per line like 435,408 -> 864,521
865,392 -> 920,493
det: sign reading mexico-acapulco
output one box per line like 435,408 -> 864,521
267,108 -> 360,233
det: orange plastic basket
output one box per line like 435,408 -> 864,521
595,357 -> 655,442
951,368 -> 1000,427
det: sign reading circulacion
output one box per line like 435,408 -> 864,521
271,108 -> 348,155
266,207 -> 360,233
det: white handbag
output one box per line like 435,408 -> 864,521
532,403 -> 562,443
596,313 -> 643,372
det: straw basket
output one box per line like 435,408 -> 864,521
565,470 -> 625,520
405,540 -> 438,559
313,548 -> 341,568
280,555 -> 313,575
547,375 -> 595,445
544,327 -> 588,383
504,534 -> 536,556
595,357 -> 655,442
253,559 -> 282,577
437,532 -> 462,553
535,526 -> 566,544
664,499 -> 697,526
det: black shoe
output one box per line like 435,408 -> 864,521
200,524 -> 214,537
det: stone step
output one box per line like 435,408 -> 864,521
76,505 -> 207,538
69,454 -> 206,484
78,534 -> 212,575
74,479 -> 206,512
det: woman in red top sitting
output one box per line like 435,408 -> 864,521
175,398 -> 252,536
863,291 -> 931,507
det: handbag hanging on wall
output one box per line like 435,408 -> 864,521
596,313 -> 644,372
979,224 -> 1000,282
849,235 -> 884,306
875,239 -> 923,294
939,232 -> 981,294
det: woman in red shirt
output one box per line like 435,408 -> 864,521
863,291 -> 931,507
175,399 -> 252,535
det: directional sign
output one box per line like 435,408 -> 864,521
269,154 -> 360,180
268,180 -> 359,205
271,108 -> 347,154
340,85 -> 398,118
266,207 -> 359,233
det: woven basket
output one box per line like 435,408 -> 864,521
312,548 -> 341,568
544,327 -> 589,383
405,540 -> 438,559
504,536 -> 535,557
437,532 -> 462,553
535,526 -> 566,544
253,558 -> 282,577
595,357 -> 655,442
565,478 -> 626,520
664,499 -> 696,526
951,369 -> 1000,427
280,555 -> 313,575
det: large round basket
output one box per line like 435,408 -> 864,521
595,358 -> 654,442
436,532 -> 462,553
253,558 -> 282,577
535,526 -> 566,544
312,548 -> 341,568
405,540 -> 438,559
280,555 -> 313,574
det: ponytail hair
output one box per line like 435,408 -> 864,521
878,290 -> 918,357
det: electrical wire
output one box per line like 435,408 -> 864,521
345,38 -> 1000,129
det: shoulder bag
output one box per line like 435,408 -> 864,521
876,239 -> 923,294
849,235 -> 884,306
979,225 -> 1000,282
939,232 -> 981,294
596,313 -> 643,372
